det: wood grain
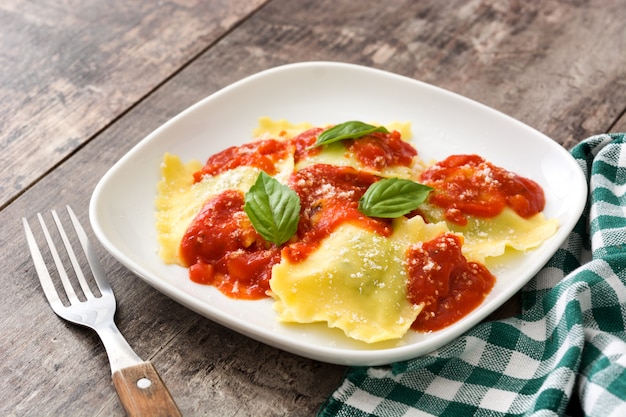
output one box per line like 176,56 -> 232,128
112,362 -> 182,417
613,112 -> 626,133
0,0 -> 267,209
208,0 -> 626,147
1,0 -> 625,416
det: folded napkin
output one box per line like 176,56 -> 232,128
318,133 -> 626,417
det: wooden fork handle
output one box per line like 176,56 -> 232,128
112,361 -> 182,417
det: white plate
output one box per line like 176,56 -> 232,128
90,62 -> 587,366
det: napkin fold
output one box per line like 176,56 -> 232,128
318,133 -> 626,417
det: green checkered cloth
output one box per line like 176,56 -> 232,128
318,133 -> 626,417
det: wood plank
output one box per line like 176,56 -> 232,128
612,112 -> 626,133
2,1 -> 625,416
0,0 -> 267,208
206,0 -> 625,148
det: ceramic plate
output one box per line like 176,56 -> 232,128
90,62 -> 587,366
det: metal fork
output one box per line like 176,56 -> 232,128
23,206 -> 182,417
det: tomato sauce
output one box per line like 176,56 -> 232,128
406,233 -> 495,332
420,154 -> 545,226
179,190 -> 280,299
283,164 -> 392,262
292,127 -> 323,163
193,139 -> 291,182
346,130 -> 417,170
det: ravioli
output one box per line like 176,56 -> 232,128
419,205 -> 559,264
253,116 -> 313,139
156,154 -> 262,264
270,216 -> 448,343
294,120 -> 421,181
251,117 -> 413,143
294,141 -> 424,181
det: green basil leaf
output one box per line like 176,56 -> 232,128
244,172 -> 301,246
314,121 -> 389,147
359,178 -> 432,218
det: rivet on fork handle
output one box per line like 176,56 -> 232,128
113,362 -> 182,417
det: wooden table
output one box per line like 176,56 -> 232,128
2,1 -> 625,415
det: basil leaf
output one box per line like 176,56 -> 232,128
359,178 -> 432,218
244,172 -> 301,246
314,121 -> 389,147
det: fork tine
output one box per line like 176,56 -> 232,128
36,211 -> 82,305
22,216 -> 65,309
51,208 -> 96,300
65,206 -> 113,297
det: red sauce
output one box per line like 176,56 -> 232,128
346,130 -> 417,170
179,190 -> 280,299
407,233 -> 495,332
420,154 -> 545,226
192,139 -> 291,182
283,164 -> 392,262
291,127 -> 416,170
292,127 -> 323,163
